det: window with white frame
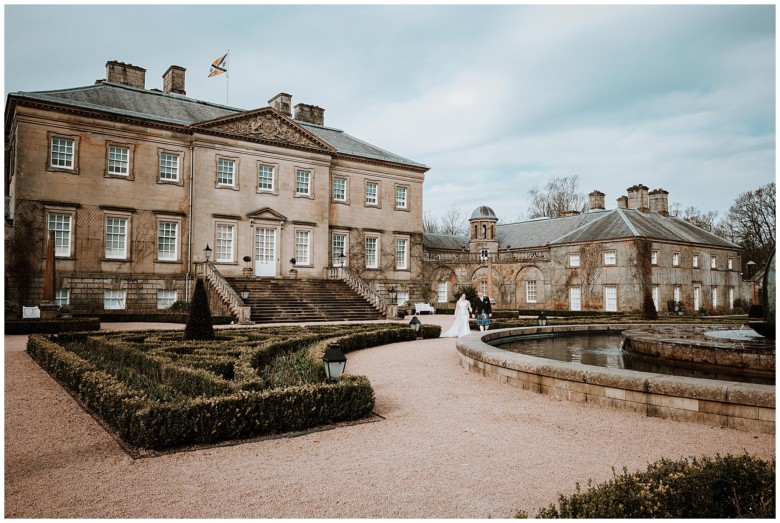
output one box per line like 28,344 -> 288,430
395,238 -> 408,270
258,164 -> 274,191
569,253 -> 580,267
217,158 -> 235,186
480,249 -> 489,261
365,236 -> 378,268
652,285 -> 659,312
157,290 -> 177,309
694,286 -> 700,310
215,224 -> 235,262
395,186 -> 408,209
672,252 -> 680,266
674,286 -> 681,303
396,290 -> 409,306
157,221 -> 178,261
333,177 -> 347,202
728,257 -> 733,270
48,213 -> 72,257
711,255 -> 717,269
604,250 -> 616,265
159,152 -> 180,182
50,136 -> 75,169
651,250 -> 658,265
693,254 -> 699,268
105,217 -> 128,259
570,286 -> 582,311
332,233 -> 347,267
729,287 -> 734,309
526,280 -> 537,303
107,145 -> 130,176
295,230 -> 311,265
712,287 -> 718,308
437,281 -> 448,303
604,286 -> 617,312
365,182 -> 378,206
480,281 -> 487,295
104,289 -> 126,310
295,170 -> 311,196
55,289 -> 70,307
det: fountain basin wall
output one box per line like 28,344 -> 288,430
456,324 -> 775,434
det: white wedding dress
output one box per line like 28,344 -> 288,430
440,299 -> 472,338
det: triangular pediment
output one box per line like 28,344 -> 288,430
192,107 -> 335,152
247,207 -> 288,221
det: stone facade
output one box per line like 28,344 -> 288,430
423,189 -> 744,314
5,60 -> 428,314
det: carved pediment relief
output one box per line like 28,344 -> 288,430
247,207 -> 288,222
193,108 -> 334,152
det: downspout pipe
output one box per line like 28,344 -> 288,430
186,142 -> 194,299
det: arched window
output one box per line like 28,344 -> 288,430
482,224 -> 487,239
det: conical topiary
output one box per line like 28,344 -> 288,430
642,291 -> 659,320
184,278 -> 215,340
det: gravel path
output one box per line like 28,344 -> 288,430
4,318 -> 775,518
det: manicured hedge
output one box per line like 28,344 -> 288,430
77,312 -> 233,324
518,454 -> 775,518
5,317 -> 100,335
27,323 -> 425,450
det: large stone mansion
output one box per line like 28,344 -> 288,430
4,60 -> 744,316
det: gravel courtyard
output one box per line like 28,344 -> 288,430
4,318 -> 775,518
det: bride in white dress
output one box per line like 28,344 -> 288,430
440,294 -> 473,338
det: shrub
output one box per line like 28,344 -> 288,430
522,454 -> 775,518
5,317 -> 100,335
184,278 -> 215,341
641,293 -> 658,320
168,300 -> 190,313
419,324 -> 442,339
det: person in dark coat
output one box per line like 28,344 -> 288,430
474,290 -> 492,331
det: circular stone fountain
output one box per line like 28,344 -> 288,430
621,325 -> 775,378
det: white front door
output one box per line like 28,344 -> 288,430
569,286 -> 581,311
255,228 -> 276,277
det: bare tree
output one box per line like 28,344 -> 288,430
726,182 -> 776,270
423,205 -> 468,236
527,175 -> 588,219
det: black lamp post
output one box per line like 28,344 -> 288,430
203,244 -> 212,262
240,284 -> 250,302
323,344 -> 347,382
409,315 -> 421,334
388,287 -> 397,305
537,312 -> 548,326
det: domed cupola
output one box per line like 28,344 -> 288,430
469,205 -> 499,254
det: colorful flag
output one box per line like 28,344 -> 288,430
209,53 -> 228,77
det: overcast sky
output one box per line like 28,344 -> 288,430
4,4 -> 775,225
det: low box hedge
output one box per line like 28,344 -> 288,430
27,323 -> 424,450
5,317 -> 100,335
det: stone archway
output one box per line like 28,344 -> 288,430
516,265 -> 545,309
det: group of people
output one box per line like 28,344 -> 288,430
439,291 -> 492,338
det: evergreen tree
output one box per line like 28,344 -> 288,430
642,291 -> 659,320
184,278 -> 215,340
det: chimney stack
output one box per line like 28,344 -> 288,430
162,65 -> 186,95
269,93 -> 292,118
649,188 -> 670,216
626,184 -> 649,212
588,190 -> 605,211
617,195 -> 628,209
105,60 -> 146,89
294,103 -> 325,126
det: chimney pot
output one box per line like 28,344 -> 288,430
649,188 -> 670,216
162,65 -> 186,95
626,184 -> 649,212
105,60 -> 146,89
588,190 -> 605,211
617,195 -> 628,209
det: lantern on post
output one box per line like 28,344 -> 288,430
339,253 -> 346,268
323,344 -> 347,382
537,312 -> 548,326
409,315 -> 421,334
203,244 -> 212,262
388,287 -> 397,305
240,284 -> 250,302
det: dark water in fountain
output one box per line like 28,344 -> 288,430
491,333 -> 774,386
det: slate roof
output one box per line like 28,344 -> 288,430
8,82 -> 427,170
424,208 -> 739,251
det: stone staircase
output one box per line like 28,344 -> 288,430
225,278 -> 386,323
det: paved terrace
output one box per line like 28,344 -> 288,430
5,317 -> 775,518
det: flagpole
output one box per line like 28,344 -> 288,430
226,50 -> 230,106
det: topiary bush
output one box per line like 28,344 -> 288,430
184,278 -> 215,341
641,292 -> 658,320
518,454 -> 775,518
